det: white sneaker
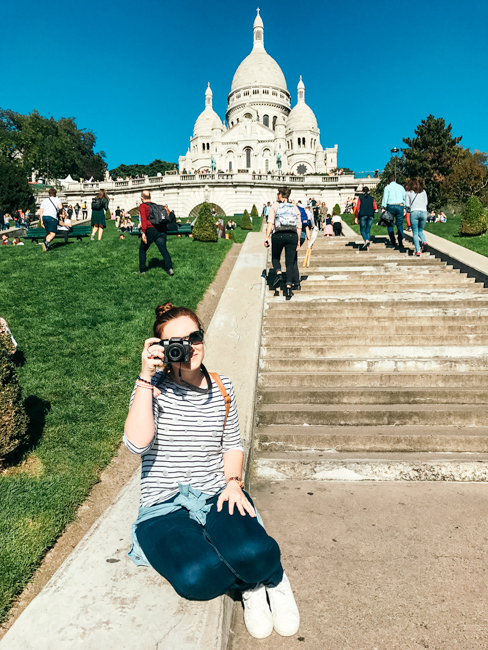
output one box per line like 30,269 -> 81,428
242,583 -> 273,639
266,573 -> 300,636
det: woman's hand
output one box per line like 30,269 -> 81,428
217,482 -> 256,517
140,337 -> 165,380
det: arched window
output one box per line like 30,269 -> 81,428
207,143 -> 210,151
272,116 -> 277,131
263,115 -> 269,127
202,143 -> 205,152
245,148 -> 251,169
265,159 -> 269,173
244,113 -> 252,119
229,161 -> 232,171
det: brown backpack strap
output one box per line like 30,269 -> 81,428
210,372 -> 232,430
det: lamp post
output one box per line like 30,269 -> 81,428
390,147 -> 399,179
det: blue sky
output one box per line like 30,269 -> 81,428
2,0 -> 487,173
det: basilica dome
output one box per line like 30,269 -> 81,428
286,76 -> 318,132
193,84 -> 224,136
230,9 -> 288,95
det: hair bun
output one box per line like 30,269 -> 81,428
156,303 -> 174,319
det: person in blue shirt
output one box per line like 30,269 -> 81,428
381,175 -> 406,247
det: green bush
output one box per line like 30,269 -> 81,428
251,204 -> 258,218
0,335 -> 29,465
459,196 -> 488,236
241,209 -> 253,231
332,203 -> 341,216
192,202 -> 218,242
227,230 -> 236,242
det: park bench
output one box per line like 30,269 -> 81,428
130,225 -> 193,237
24,226 -> 92,244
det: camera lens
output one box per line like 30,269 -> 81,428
168,343 -> 185,362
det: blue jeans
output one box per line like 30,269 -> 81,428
137,490 -> 283,601
386,205 -> 404,239
359,216 -> 374,243
410,210 -> 427,252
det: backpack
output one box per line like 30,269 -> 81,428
91,198 -> 104,211
147,202 -> 170,226
274,201 -> 298,232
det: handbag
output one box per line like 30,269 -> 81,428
377,210 -> 394,228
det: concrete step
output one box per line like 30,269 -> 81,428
296,259 -> 446,267
259,371 -> 488,388
264,315 -> 488,327
268,292 -> 488,303
252,451 -> 488,481
257,403 -> 488,427
261,357 -> 488,373
292,284 -> 487,295
263,334 -> 488,346
263,323 -> 485,334
265,300 -> 488,313
258,387 -> 488,405
261,345 -> 488,359
254,425 -> 488,453
298,275 -> 474,285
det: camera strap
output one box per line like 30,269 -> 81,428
177,363 -> 211,395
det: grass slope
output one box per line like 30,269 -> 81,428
342,213 -> 488,257
0,221 -> 250,622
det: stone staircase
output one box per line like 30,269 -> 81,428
252,236 -> 488,482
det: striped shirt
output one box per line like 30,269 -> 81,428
123,372 -> 244,508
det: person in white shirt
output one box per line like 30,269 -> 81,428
381,175 -> 406,247
39,188 -> 62,251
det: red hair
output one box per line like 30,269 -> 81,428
153,303 -> 203,338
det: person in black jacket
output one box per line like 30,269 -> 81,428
354,187 -> 378,251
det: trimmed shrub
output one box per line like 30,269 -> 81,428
241,209 -> 253,231
0,335 -> 29,464
192,202 -> 218,242
459,196 -> 488,236
227,230 -> 236,242
332,203 -> 341,216
251,204 -> 259,218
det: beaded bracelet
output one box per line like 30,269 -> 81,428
135,379 -> 161,397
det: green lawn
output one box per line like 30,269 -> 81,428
0,220 -> 258,622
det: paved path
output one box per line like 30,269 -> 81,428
229,480 -> 488,650
230,231 -> 488,647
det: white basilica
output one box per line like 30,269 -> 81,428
178,10 -> 338,176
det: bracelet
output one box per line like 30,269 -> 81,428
135,379 -> 161,397
226,476 -> 244,489
137,375 -> 153,385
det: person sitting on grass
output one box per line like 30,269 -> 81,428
119,216 -> 133,240
226,218 -> 236,230
2,234 -> 12,246
124,303 -> 300,640
13,237 -> 24,246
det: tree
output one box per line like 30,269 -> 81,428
192,202 -> 218,242
251,204 -> 258,217
0,109 -> 107,181
459,196 -> 488,236
109,159 -> 177,179
442,149 -> 488,206
241,209 -> 253,230
0,154 -> 35,213
0,334 -> 29,465
402,114 -> 462,208
332,203 -> 341,216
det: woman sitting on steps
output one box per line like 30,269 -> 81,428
124,303 -> 300,640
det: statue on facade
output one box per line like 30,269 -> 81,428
211,156 -> 216,172
276,152 -> 282,171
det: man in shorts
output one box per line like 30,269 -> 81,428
39,188 -> 62,251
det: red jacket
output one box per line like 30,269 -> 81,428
139,202 -> 153,234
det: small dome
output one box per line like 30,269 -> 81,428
286,102 -> 318,132
254,8 -> 264,29
193,107 -> 223,136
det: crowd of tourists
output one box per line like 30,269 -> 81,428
354,175 -> 431,255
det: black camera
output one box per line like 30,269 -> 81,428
161,338 -> 192,363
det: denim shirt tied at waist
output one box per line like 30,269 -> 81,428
128,483 -> 264,567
